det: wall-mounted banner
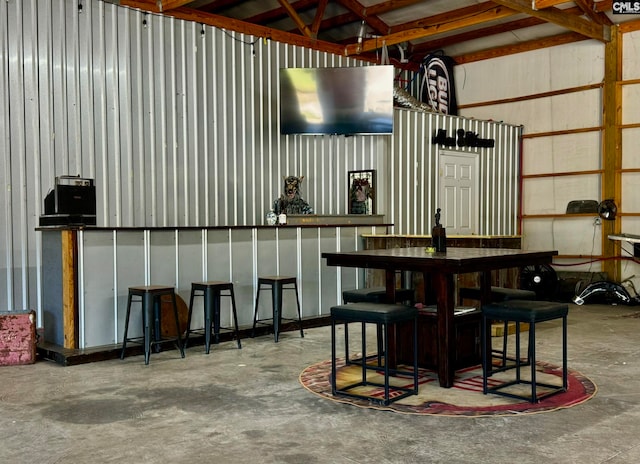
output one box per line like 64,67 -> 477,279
420,53 -> 458,115
432,129 -> 495,148
612,1 -> 640,13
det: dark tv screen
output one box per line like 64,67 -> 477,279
279,65 -> 394,135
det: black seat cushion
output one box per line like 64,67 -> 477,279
331,303 -> 417,324
460,286 -> 536,301
342,287 -> 414,303
482,300 -> 568,323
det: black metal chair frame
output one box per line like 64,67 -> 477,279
252,276 -> 304,342
481,300 -> 568,403
120,286 -> 185,365
331,303 -> 419,406
185,281 -> 242,354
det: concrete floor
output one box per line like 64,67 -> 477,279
2,303 -> 640,464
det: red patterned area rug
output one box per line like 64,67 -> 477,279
299,358 -> 597,417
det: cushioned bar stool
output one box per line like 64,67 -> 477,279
460,286 -> 537,366
342,286 -> 415,305
120,285 -> 185,365
331,302 -> 419,406
252,276 -> 304,342
459,286 -> 537,302
185,281 -> 242,354
342,286 -> 415,367
481,299 -> 568,403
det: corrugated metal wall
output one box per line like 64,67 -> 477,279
0,0 -> 520,318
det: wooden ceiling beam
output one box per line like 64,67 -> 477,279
532,0 -> 567,8
573,0 -> 613,25
345,4 -> 517,55
491,0 -> 610,41
310,0 -> 329,37
454,31 -> 588,64
410,5 -> 584,55
123,4 -> 346,56
276,0 -> 314,38
335,0 -> 389,36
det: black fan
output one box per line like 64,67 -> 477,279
520,264 -> 558,300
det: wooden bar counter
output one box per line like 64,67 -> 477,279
36,218 -> 389,365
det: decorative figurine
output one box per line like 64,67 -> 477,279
273,175 -> 314,215
432,207 -> 446,252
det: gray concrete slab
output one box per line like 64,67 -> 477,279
1,303 -> 640,463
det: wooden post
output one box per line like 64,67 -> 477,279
602,26 -> 622,282
61,229 -> 78,349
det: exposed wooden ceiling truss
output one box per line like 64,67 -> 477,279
118,0 -> 640,68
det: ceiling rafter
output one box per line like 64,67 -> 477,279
410,5 -> 583,57
490,0 -> 610,41
276,0 -> 314,37
344,4 -> 518,56
310,0 -> 329,36
118,0 -> 631,68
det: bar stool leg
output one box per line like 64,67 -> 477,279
251,285 -> 261,338
184,286 -> 197,349
170,292 -> 185,358
143,294 -> 154,365
229,287 -> 242,349
272,282 -> 283,342
211,287 -> 222,345
203,287 -> 213,354
292,282 -> 304,338
120,293 -> 134,359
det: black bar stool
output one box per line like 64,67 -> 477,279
330,302 -> 419,406
120,285 -> 185,365
185,281 -> 242,354
252,275 -> 303,342
460,285 -> 537,367
482,299 -> 568,403
342,286 -> 415,367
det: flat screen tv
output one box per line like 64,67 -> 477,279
279,65 -> 394,135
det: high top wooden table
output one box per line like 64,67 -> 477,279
322,247 -> 558,388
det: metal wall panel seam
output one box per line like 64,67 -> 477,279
143,13 -> 156,227
296,226 -> 303,316
131,11 -> 144,227
315,227 -> 322,316
180,22 -> 192,226
221,31 -> 229,225
227,227 -> 233,283
70,0 -> 83,176
114,8 -> 128,228
174,229 -> 179,288
239,33 -> 249,225
144,229 -> 150,284
334,226 -> 342,304
113,230 -> 119,344
156,17 -> 168,226
201,228 -> 207,280
168,19 -> 179,226
78,230 -> 86,349
105,4 -> 122,225
251,227 -> 258,317
210,28 -> 218,226
96,2 -> 109,226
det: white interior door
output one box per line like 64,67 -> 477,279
438,150 -> 479,235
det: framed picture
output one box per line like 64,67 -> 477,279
348,170 -> 376,215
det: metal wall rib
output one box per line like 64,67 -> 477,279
0,0 -> 520,322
